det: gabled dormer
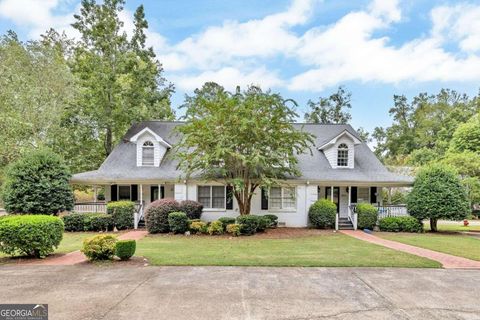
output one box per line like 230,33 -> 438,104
318,130 -> 362,169
129,127 -> 171,167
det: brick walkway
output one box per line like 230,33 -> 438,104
341,230 -> 480,269
28,230 -> 148,266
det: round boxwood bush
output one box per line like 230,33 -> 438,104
179,200 -> 203,219
115,240 -> 136,260
144,198 -> 181,233
356,203 -> 378,230
263,214 -> 278,228
236,215 -> 259,235
254,215 -> 269,232
218,217 -> 236,230
208,220 -> 224,235
81,234 -> 117,261
107,201 -> 135,230
0,215 -> 64,258
1,149 -> 74,215
168,211 -> 189,234
62,213 -> 86,232
308,199 -> 336,229
379,216 -> 423,233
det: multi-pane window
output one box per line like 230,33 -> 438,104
142,141 -> 154,166
357,187 -> 369,203
337,143 -> 349,167
197,186 -> 226,209
118,185 -> 131,200
270,187 -> 296,209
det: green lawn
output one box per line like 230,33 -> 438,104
378,232 -> 480,261
0,232 -> 113,259
423,221 -> 480,232
136,233 -> 440,268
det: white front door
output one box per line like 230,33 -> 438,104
339,188 -> 349,218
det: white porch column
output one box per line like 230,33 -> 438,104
158,184 -> 161,200
93,185 -> 98,203
330,186 -> 334,201
139,184 -> 143,203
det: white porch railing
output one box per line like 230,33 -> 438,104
347,205 -> 358,230
73,202 -> 107,213
134,202 -> 144,230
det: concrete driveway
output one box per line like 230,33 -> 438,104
0,265 -> 479,320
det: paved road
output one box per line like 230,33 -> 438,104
0,265 -> 479,320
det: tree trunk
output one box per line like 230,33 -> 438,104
234,183 -> 257,215
105,126 -> 113,156
430,218 -> 438,232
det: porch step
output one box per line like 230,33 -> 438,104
338,218 -> 354,230
138,219 -> 145,228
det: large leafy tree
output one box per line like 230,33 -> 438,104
304,86 -> 352,124
407,164 -> 469,232
175,83 -> 314,215
0,31 -> 76,181
70,0 -> 173,158
449,114 -> 480,154
373,89 -> 478,162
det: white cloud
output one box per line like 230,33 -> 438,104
2,0 -> 480,94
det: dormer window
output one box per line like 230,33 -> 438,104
337,143 -> 349,167
142,141 -> 155,166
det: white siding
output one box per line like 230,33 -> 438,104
135,132 -> 167,167
323,135 -> 355,169
174,183 -> 187,201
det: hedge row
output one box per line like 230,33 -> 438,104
145,199 -> 203,233
379,216 -> 423,233
184,215 -> 278,236
63,213 -> 113,232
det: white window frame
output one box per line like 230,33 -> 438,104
197,185 -> 226,210
118,185 -> 131,201
269,186 -> 296,210
337,143 -> 349,167
142,140 -> 155,166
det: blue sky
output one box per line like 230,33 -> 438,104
0,0 -> 479,133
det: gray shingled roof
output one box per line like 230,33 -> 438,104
71,121 -> 413,186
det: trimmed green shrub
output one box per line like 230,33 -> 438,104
308,199 -> 336,229
356,203 -> 378,230
168,212 -> 189,234
236,215 -> 259,235
218,217 -> 236,230
62,213 -> 86,232
144,198 -> 181,233
179,200 -> 203,219
379,216 -> 423,233
226,223 -> 241,236
84,213 -> 114,231
115,240 -> 136,260
81,234 -> 117,261
0,215 -> 64,258
254,215 -> 269,232
1,149 -> 74,215
189,220 -> 208,234
107,201 -> 135,230
263,214 -> 278,228
407,164 -> 470,232
208,220 -> 224,235
63,213 -> 113,232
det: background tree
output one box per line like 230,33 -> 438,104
175,83 -> 314,215
449,114 -> 480,154
407,164 -> 469,232
70,0 -> 173,158
1,149 -> 74,214
0,31 -> 76,182
304,86 -> 352,124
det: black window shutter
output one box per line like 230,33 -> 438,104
131,184 -> 138,202
226,186 -> 233,210
370,187 -> 377,204
111,185 -> 118,201
160,186 -> 165,199
261,188 -> 268,210
325,187 -> 329,199
351,187 -> 357,203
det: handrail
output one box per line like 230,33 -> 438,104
349,204 -> 408,219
